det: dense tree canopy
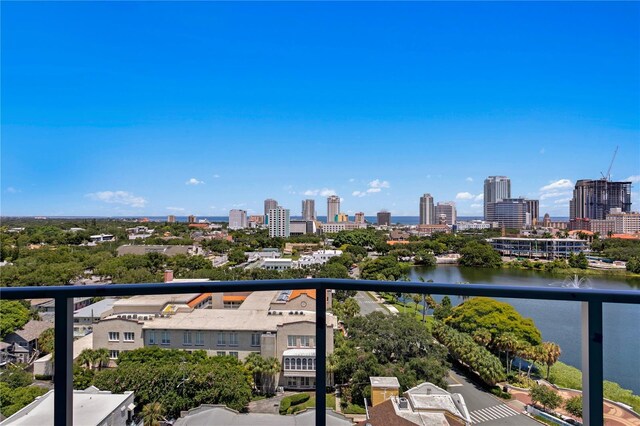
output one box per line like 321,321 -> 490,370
0,300 -> 31,338
445,297 -> 542,346
359,256 -> 410,281
459,241 -> 502,268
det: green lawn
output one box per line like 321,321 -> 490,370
285,393 -> 336,414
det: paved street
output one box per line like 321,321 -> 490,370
353,291 -> 388,316
447,367 -> 539,425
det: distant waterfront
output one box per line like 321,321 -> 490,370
12,215 -> 571,224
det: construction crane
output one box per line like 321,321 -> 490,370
601,145 -> 618,181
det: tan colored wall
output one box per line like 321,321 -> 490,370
371,387 -> 400,407
93,318 -> 144,354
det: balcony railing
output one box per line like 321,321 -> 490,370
3,278 -> 639,426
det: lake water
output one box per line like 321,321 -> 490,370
407,265 -> 640,394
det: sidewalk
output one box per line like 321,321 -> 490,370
506,384 -> 640,426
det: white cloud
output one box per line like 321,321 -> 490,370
625,175 -> 640,183
540,190 -> 572,200
474,194 -> 484,201
366,187 -> 381,194
303,188 -> 336,197
186,178 -> 204,185
349,178 -> 355,183
465,177 -> 473,182
540,179 -> 573,192
456,192 -> 474,200
368,179 -> 390,189
86,191 -> 147,208
553,198 -> 572,204
213,174 -> 220,179
470,203 -> 482,208
166,206 -> 185,212
352,191 -> 366,197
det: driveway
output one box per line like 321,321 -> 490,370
248,392 -> 296,414
354,291 -> 388,316
447,367 -> 539,425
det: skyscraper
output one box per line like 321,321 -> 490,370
525,199 -> 539,225
419,194 -> 435,225
570,179 -> 632,220
484,176 -> 511,220
302,199 -> 315,221
377,211 -> 391,226
354,212 -> 365,224
228,209 -> 248,230
435,202 -> 457,225
264,199 -> 278,218
327,195 -> 340,223
268,206 -> 290,238
486,198 -> 528,229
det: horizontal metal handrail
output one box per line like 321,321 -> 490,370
1,278 -> 637,426
2,278 -> 639,303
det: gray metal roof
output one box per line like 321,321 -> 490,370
74,298 -> 116,318
174,405 -> 352,425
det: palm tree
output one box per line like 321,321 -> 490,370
495,333 -> 519,374
473,328 -> 492,347
76,349 -> 94,370
411,294 -> 422,315
244,353 -> 265,392
541,342 -> 562,380
93,348 -> 110,370
262,357 -> 281,395
141,402 -> 165,426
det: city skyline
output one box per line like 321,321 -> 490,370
2,2 -> 639,217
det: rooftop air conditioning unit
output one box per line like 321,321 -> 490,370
398,398 -> 409,409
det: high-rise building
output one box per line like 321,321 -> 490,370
187,215 -> 196,224
525,199 -> 539,226
327,195 -> 340,223
570,179 -> 632,220
486,198 -> 528,229
268,206 -> 290,238
484,176 -> 511,220
435,202 -> 457,225
419,194 -> 435,225
302,199 -> 315,221
167,215 -> 176,223
377,211 -> 391,226
264,199 -> 278,218
228,209 -> 248,230
354,212 -> 366,224
336,213 -> 349,222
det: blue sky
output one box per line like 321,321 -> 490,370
2,2 -> 639,217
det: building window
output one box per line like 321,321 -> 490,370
195,331 -> 204,346
217,332 -> 226,346
287,377 -> 297,387
300,336 -> 310,347
217,351 -> 226,356
251,332 -> 261,347
229,332 -> 238,347
161,331 -> 170,345
109,350 -> 119,360
108,332 -> 119,342
287,335 -> 297,347
229,351 -> 238,359
302,358 -> 307,370
148,331 -> 156,345
123,332 -> 135,342
284,358 -> 290,369
296,358 -> 302,369
183,331 -> 192,345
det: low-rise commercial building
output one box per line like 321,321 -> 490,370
488,237 -> 588,259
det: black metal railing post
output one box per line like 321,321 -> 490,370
582,300 -> 603,426
315,283 -> 327,425
54,296 -> 73,426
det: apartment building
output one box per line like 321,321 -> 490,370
488,237 -> 588,259
606,209 -> 640,234
92,290 -> 336,390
